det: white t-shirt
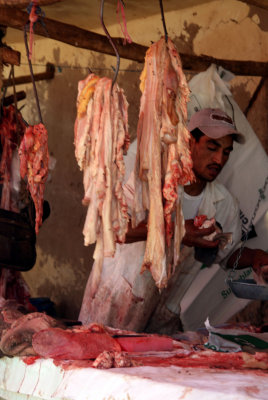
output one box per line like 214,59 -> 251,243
182,191 -> 204,220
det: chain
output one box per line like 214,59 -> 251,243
228,175 -> 268,281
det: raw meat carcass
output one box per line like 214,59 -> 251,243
19,123 -> 49,233
0,105 -> 26,211
132,37 -> 194,289
0,107 -> 37,307
74,73 -> 130,296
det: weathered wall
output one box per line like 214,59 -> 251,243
3,0 -> 268,320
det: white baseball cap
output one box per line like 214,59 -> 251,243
188,108 -> 245,144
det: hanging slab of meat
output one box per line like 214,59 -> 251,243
0,105 -> 26,211
132,37 -> 194,289
74,73 -> 130,296
32,327 -> 122,360
0,311 -> 61,356
19,123 -> 49,234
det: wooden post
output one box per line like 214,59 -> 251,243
238,0 -> 268,11
2,62 -> 55,87
0,46 -> 20,66
3,90 -> 26,106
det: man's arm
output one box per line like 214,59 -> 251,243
123,218 -> 219,246
122,220 -> 148,243
227,247 -> 268,281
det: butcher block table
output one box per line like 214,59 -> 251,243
0,356 -> 267,400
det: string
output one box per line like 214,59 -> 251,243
27,0 -> 39,60
116,0 -> 132,45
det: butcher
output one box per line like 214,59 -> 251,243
79,108 -> 268,334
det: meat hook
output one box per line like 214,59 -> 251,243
159,0 -> 168,43
100,0 -> 120,88
24,25 -> 43,124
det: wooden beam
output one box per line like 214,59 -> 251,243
238,0 -> 268,11
181,53 -> 268,77
0,7 -> 267,77
3,90 -> 26,106
0,0 -> 62,7
0,46 -> 20,65
2,62 -> 55,87
0,7 -> 147,63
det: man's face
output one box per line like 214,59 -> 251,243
190,135 -> 234,182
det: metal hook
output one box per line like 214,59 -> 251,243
24,25 -> 43,124
100,0 -> 120,88
224,95 -> 236,129
159,0 -> 168,42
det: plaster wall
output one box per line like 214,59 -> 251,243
3,0 -> 268,320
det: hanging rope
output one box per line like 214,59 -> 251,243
10,65 -> 20,144
24,25 -> 43,124
0,68 -> 12,122
116,0 -> 132,45
159,0 -> 168,42
100,0 -> 120,88
27,0 -> 39,60
26,0 -> 48,60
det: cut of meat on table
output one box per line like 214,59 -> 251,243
115,335 -> 173,353
0,299 -> 26,331
132,37 -> 195,289
19,123 -> 49,234
74,73 -> 130,296
131,349 -> 268,371
0,311 -> 61,357
31,321 -> 173,361
0,105 -> 26,212
92,350 -> 133,369
32,327 -> 122,360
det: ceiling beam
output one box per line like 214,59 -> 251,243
238,0 -> 268,11
0,7 -> 267,77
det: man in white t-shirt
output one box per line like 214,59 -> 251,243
79,108 -> 268,333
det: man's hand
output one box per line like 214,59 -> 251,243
182,219 -> 220,248
227,248 -> 268,282
250,249 -> 268,282
120,220 -> 147,244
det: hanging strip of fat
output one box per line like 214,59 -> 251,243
133,37 -> 194,289
134,38 -> 168,288
74,73 -> 130,295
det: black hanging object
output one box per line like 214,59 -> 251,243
159,0 -> 168,42
24,26 -> 43,124
100,0 -> 120,88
